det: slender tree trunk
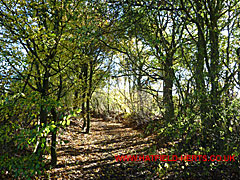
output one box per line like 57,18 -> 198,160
86,97 -> 90,133
107,76 -> 110,114
209,7 -> 221,146
35,71 -> 49,161
86,59 -> 93,133
81,93 -> 86,130
35,104 -> 47,161
163,56 -> 174,122
50,107 -> 57,167
195,2 -> 208,127
82,64 -> 88,131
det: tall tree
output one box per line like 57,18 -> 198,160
0,0 -> 95,166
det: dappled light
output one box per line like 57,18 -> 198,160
1,0 -> 240,179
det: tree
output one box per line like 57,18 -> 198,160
0,0 -> 94,166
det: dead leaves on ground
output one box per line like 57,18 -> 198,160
43,117 -> 158,179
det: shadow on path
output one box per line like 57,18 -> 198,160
45,117 -> 159,179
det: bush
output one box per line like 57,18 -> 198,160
153,98 -> 240,179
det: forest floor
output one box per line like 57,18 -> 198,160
43,117 -> 161,179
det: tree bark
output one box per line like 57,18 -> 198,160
50,107 -> 57,167
81,64 -> 88,131
195,2 -> 208,126
163,56 -> 174,122
86,59 -> 93,133
209,8 -> 220,125
35,71 -> 49,161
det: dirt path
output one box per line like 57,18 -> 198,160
45,117 -> 158,179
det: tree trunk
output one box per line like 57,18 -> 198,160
82,64 -> 88,131
86,59 -> 93,133
195,2 -> 208,127
81,93 -> 86,130
50,107 -> 57,167
163,56 -> 174,122
207,7 -> 222,148
35,70 -> 50,160
86,97 -> 90,133
35,104 -> 48,161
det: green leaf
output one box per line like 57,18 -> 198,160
64,140 -> 69,144
66,119 -> 70,126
